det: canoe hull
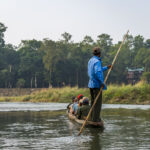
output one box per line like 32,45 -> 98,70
67,111 -> 104,128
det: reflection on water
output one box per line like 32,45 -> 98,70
0,103 -> 150,149
0,102 -> 68,111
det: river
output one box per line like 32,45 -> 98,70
0,102 -> 150,150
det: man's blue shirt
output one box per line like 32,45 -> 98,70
88,56 -> 108,89
73,102 -> 78,113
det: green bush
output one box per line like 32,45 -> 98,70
141,72 -> 150,83
16,78 -> 25,88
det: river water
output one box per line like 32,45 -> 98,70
0,102 -> 150,150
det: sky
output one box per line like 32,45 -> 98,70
0,0 -> 150,46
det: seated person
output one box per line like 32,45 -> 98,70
73,94 -> 83,115
76,97 -> 90,120
67,96 -> 76,113
78,98 -> 83,107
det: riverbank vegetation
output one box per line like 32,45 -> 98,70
0,82 -> 149,104
0,22 -> 150,88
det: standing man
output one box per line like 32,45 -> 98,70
88,47 -> 111,122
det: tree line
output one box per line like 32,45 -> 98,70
0,22 -> 150,88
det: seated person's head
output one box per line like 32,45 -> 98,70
78,98 -> 84,107
72,96 -> 76,103
82,97 -> 89,105
77,94 -> 83,102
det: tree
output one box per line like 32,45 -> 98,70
61,32 -> 72,43
0,22 -> 7,48
82,35 -> 94,45
16,78 -> 25,88
96,34 -> 113,65
97,34 -> 112,50
133,35 -> 144,50
134,48 -> 150,71
0,44 -> 18,88
141,72 -> 150,83
41,39 -> 57,87
0,69 -> 10,87
145,39 -> 150,49
0,23 -> 150,87
17,40 -> 44,88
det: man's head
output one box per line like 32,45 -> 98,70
93,47 -> 101,57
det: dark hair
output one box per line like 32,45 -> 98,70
83,98 -> 89,105
79,95 -> 83,100
72,96 -> 76,102
72,96 -> 76,100
93,47 -> 101,55
77,94 -> 83,100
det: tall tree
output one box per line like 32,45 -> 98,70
41,39 -> 57,87
145,39 -> 150,49
0,22 -> 7,48
97,34 -> 112,50
133,35 -> 144,50
82,35 -> 94,45
61,32 -> 72,43
17,40 -> 43,88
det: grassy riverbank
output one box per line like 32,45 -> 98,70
0,82 -> 150,104
103,82 -> 150,104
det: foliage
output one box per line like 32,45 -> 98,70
16,78 -> 25,88
0,83 -> 150,104
0,23 -> 7,47
141,72 -> 150,83
0,22 -> 150,88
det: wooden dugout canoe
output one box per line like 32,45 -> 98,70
67,111 -> 104,128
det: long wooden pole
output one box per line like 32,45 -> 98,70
78,30 -> 129,136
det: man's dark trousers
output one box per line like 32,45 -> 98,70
90,88 -> 102,122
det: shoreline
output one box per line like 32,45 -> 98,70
0,82 -> 150,105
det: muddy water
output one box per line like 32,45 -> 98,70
0,102 -> 150,150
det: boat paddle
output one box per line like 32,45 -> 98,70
78,30 -> 129,136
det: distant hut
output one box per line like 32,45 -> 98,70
126,67 -> 144,85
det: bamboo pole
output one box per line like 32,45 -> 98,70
78,30 -> 129,136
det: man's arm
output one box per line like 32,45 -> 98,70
102,66 -> 108,71
102,65 -> 112,71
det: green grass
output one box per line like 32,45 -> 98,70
0,82 -> 150,104
103,81 -> 150,104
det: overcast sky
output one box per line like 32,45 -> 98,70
0,0 -> 150,46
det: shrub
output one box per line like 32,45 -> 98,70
16,78 -> 25,88
141,72 -> 150,83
